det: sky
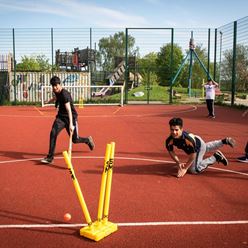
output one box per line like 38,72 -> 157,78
0,0 -> 247,29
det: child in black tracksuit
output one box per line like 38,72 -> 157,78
41,76 -> 95,164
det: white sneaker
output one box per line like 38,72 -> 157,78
226,137 -> 236,148
41,157 -> 53,164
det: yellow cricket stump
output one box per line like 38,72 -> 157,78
80,142 -> 118,241
97,143 -> 111,221
63,151 -> 92,226
63,142 -> 117,242
103,142 -> 115,222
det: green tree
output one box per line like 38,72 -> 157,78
137,52 -> 158,85
36,55 -> 51,71
16,55 -> 51,71
156,43 -> 183,86
221,44 -> 248,92
97,31 -> 137,71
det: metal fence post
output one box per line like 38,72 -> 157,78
231,21 -> 237,106
207,28 -> 210,76
213,28 -> 217,80
169,28 -> 174,104
51,28 -> 54,75
124,28 -> 128,104
12,28 -> 16,104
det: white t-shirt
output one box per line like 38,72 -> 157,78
205,85 -> 216,100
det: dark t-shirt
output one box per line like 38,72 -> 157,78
165,131 -> 200,155
55,89 -> 77,118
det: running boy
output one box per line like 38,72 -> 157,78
41,76 -> 95,164
165,117 -> 236,178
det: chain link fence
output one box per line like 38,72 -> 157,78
0,16 -> 247,106
217,17 -> 248,106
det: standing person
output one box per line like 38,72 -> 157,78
203,78 -> 219,118
165,117 -> 236,178
237,142 -> 248,163
41,76 -> 95,164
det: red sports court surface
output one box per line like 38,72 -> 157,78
0,104 -> 247,248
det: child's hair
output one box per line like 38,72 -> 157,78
169,117 -> 183,127
50,76 -> 61,86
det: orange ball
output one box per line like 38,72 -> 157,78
63,213 -> 71,221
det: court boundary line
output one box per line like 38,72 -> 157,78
0,220 -> 248,229
33,106 -> 44,116
0,156 -> 247,230
0,105 -> 197,118
0,156 -> 247,177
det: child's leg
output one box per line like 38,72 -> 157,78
206,140 -> 223,152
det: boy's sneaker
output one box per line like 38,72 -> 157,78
225,137 -> 236,148
237,156 -> 248,163
41,157 -> 53,164
87,136 -> 95,151
214,150 -> 228,166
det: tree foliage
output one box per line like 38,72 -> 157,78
221,44 -> 248,92
16,55 -> 51,71
137,52 -> 158,85
156,43 -> 184,86
97,31 -> 138,71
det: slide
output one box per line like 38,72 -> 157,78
93,61 -> 125,97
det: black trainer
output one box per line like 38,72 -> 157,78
41,156 -> 53,164
87,136 -> 95,151
237,156 -> 248,163
214,150 -> 228,166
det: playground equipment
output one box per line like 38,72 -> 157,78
92,60 -> 125,97
170,32 -> 213,102
92,56 -> 141,97
56,47 -> 96,72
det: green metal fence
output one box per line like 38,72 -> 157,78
0,16 -> 247,106
217,17 -> 248,106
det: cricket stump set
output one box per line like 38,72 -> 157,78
63,142 -> 118,241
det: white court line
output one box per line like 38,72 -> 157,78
0,156 -> 247,230
0,220 -> 248,229
33,106 -> 44,116
0,156 -> 170,164
0,105 -> 198,118
209,166 -> 248,176
0,114 -> 53,118
0,156 -> 248,177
